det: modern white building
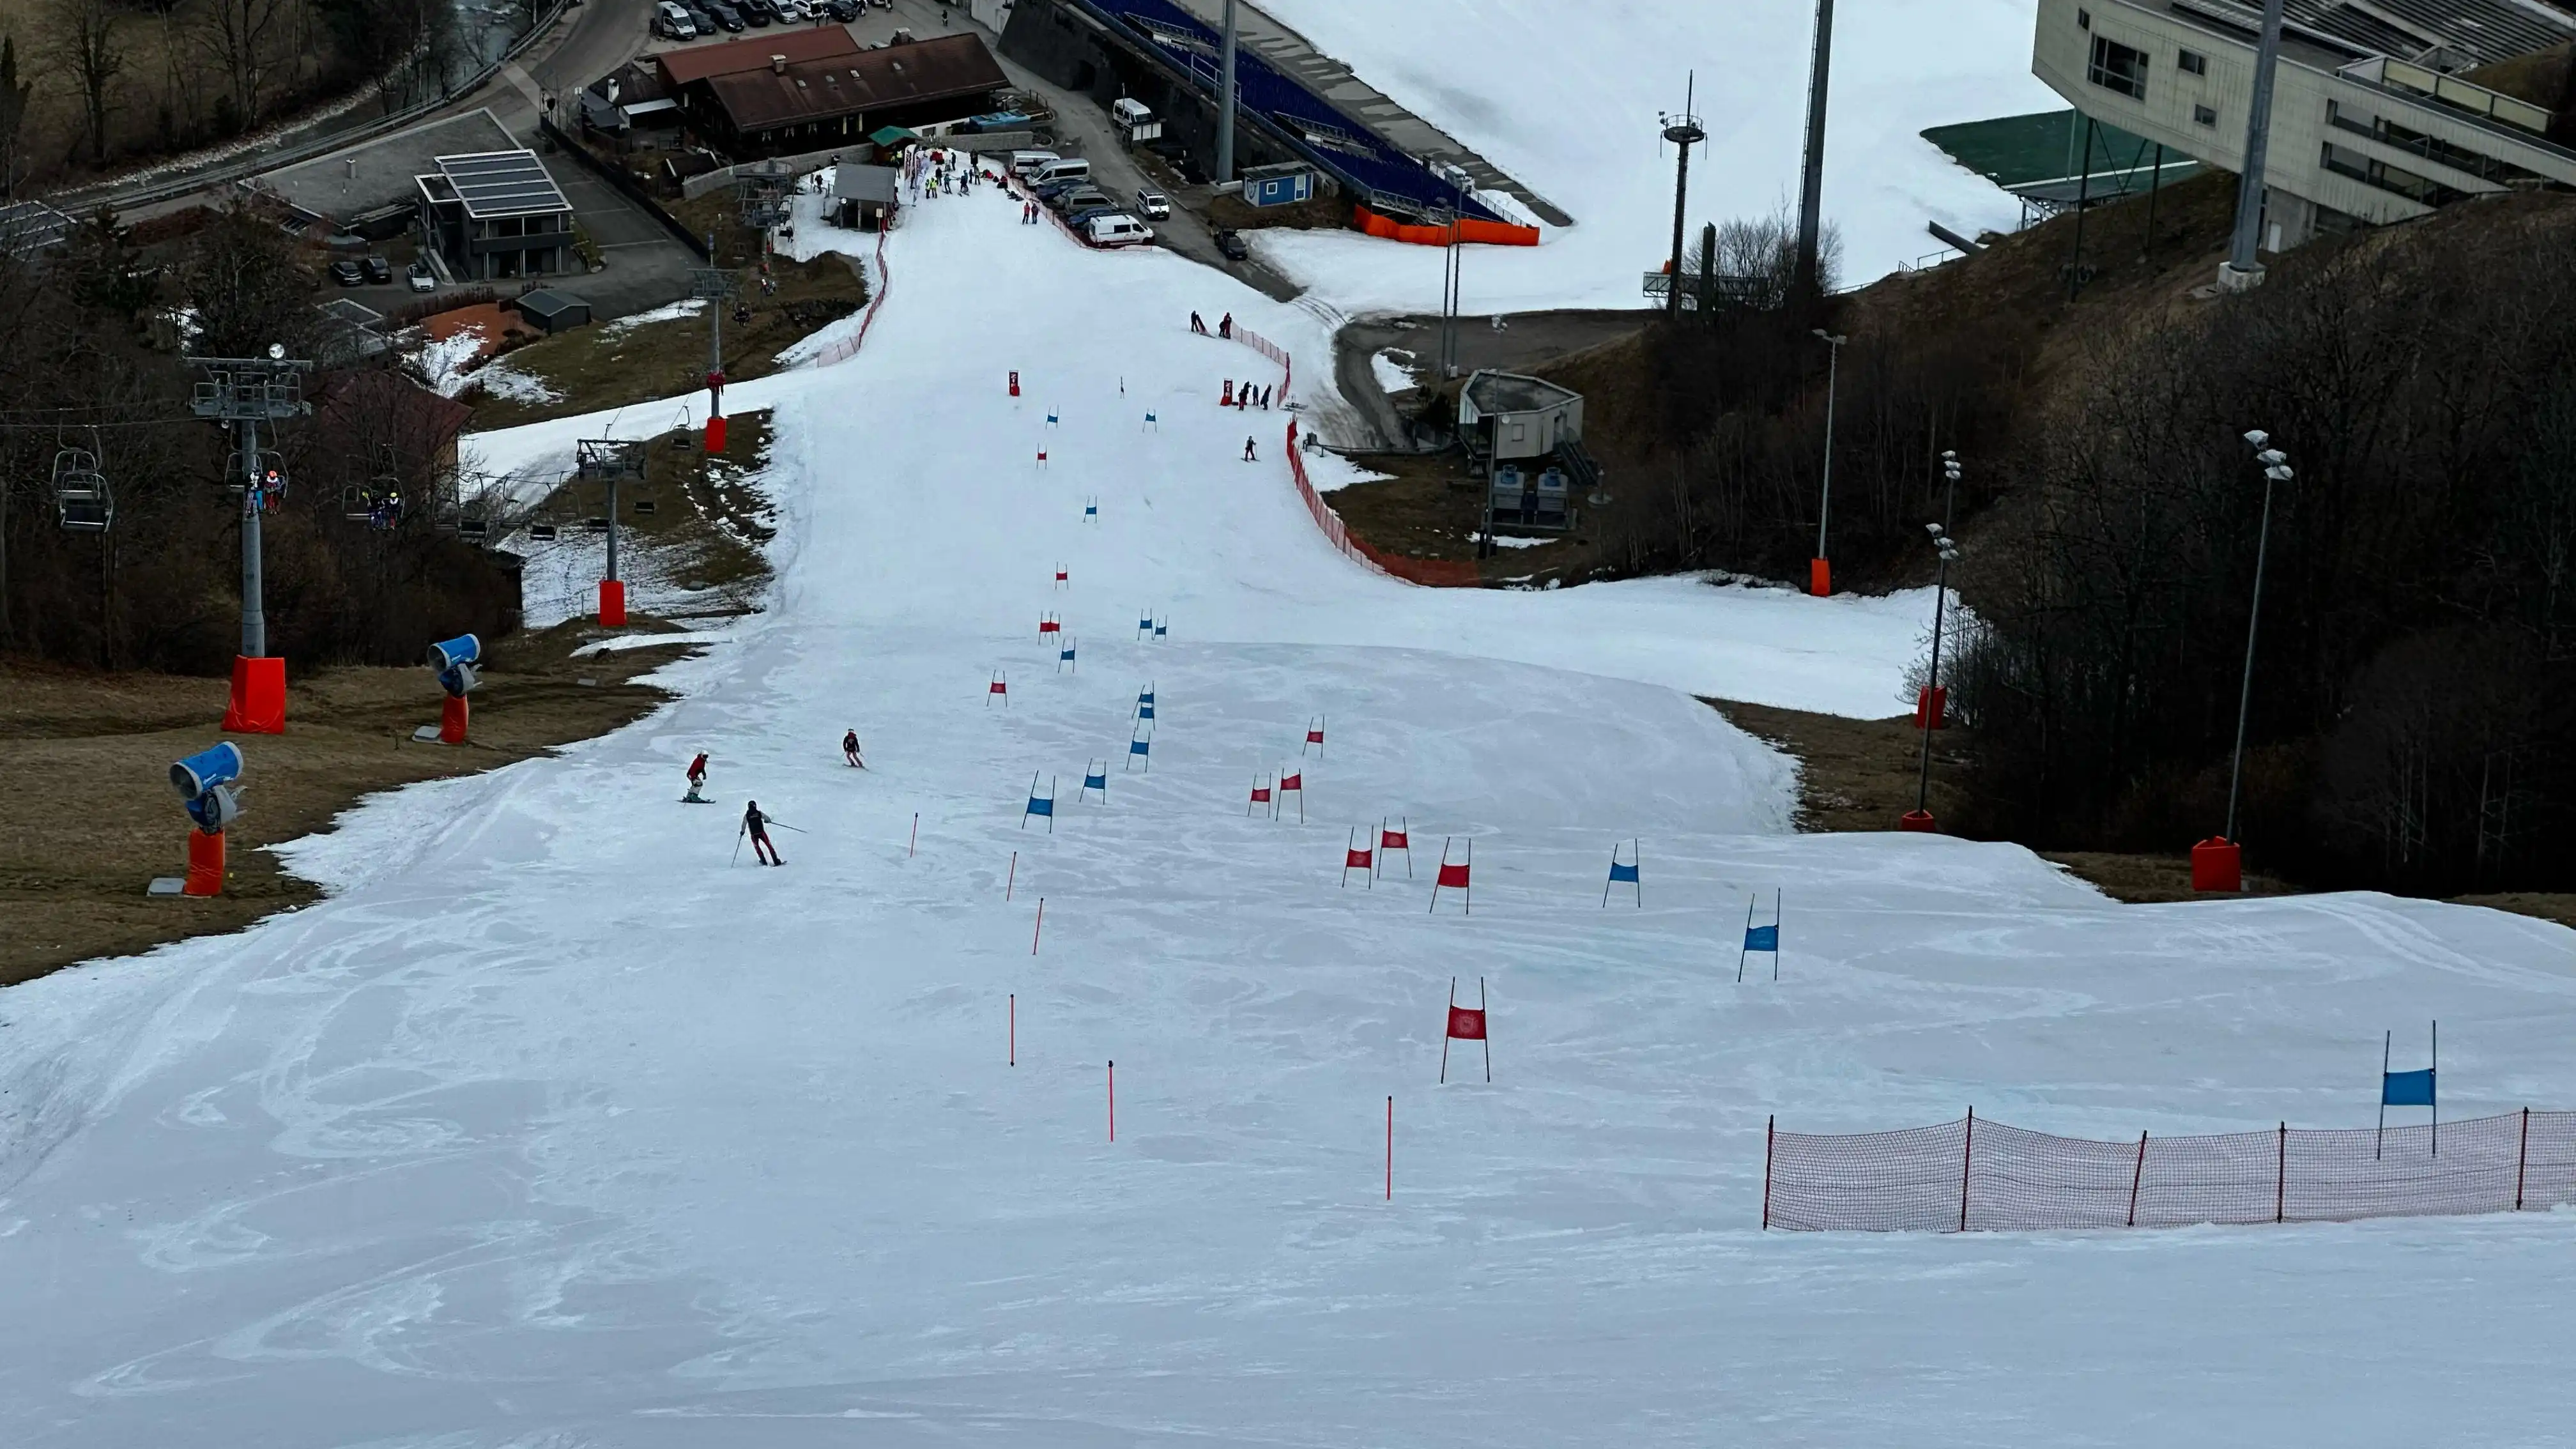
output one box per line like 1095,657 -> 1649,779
2032,0 -> 2576,251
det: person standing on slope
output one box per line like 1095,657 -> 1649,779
842,730 -> 866,769
1243,436 -> 1257,462
742,800 -> 783,866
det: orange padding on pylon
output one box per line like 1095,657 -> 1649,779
440,693 -> 470,745
1353,204 -> 1539,247
184,829 -> 225,897
221,655 -> 286,733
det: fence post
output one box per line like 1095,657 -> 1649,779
2517,1107 -> 2530,1211
2274,1121 -> 2287,1224
2128,1131 -> 2147,1228
1958,1107 -> 1974,1232
1763,1115 -> 1775,1230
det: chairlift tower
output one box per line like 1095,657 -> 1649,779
191,348 -> 312,732
576,437 -> 648,625
691,237 -> 739,452
1659,77 -> 1706,321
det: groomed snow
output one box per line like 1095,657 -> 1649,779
1247,0 -> 2060,312
5,167 -> 2576,1449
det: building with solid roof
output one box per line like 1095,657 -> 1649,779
414,149 -> 576,280
656,31 -> 1009,156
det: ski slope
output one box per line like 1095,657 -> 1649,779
1246,0 -> 2060,312
5,174 -> 2576,1448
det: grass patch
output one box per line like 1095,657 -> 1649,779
1326,448 -> 1591,583
463,254 -> 866,429
527,410 -> 778,606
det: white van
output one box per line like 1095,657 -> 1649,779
1032,157 -> 1091,187
1083,213 -> 1154,248
1008,150 -> 1060,180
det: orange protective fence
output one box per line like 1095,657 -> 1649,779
1764,1108 -> 2576,1232
1284,419 -> 1481,588
1354,204 -> 1540,248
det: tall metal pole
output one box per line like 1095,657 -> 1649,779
1913,453 -> 1963,818
1662,75 -> 1703,321
606,466 -> 619,585
707,233 -> 724,431
2225,451 -> 2284,843
1216,0 -> 1238,185
239,415 -> 264,657
1813,331 -> 1844,563
1793,0 -> 1836,303
2222,0 -> 2288,291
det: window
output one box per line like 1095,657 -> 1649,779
2195,103 -> 2218,125
2087,35 -> 2149,98
2078,7 -> 2090,28
2178,49 -> 2207,75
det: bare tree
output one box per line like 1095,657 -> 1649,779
50,0 -> 127,167
198,0 -> 294,130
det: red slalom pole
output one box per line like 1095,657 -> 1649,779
909,813 -> 917,857
1386,1096 -> 1393,1200
1032,898 -> 1044,955
1108,1059 -> 1116,1142
1009,993 -> 1016,1066
1006,850 -> 1018,901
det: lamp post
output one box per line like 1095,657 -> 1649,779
1809,328 -> 1846,596
2193,431 -> 2291,891
1901,455 -> 1963,832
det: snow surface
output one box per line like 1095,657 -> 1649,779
7,167 -> 2576,1449
1371,347 -> 1420,395
1248,0 -> 2060,312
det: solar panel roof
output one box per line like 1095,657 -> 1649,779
433,150 -> 573,220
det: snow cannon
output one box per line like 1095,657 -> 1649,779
169,742 -> 243,896
427,633 -> 481,743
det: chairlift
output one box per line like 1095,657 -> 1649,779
52,443 -> 112,533
460,517 -> 490,540
529,522 -> 558,541
632,499 -> 657,516
583,516 -> 611,533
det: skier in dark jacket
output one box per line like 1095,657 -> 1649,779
744,801 -> 783,866
842,730 -> 866,768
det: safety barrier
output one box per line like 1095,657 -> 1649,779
1354,204 -> 1540,249
1763,1107 -> 2576,1232
1283,419 -> 1480,588
802,226 -> 891,369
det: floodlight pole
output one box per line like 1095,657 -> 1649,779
1661,75 -> 1706,321
1811,329 -> 1846,594
1913,452 -> 1964,821
2220,0 -> 2288,292
1216,0 -> 1238,185
1793,0 -> 1836,303
2225,437 -> 2289,844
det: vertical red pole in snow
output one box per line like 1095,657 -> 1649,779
1006,850 -> 1017,901
1032,898 -> 1044,956
1958,1107 -> 1974,1232
1385,1096 -> 1393,1201
1762,1115 -> 1775,1230
1009,994 -> 1016,1067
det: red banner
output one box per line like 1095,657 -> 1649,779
1436,862 -> 1469,889
1345,847 -> 1372,869
1382,828 -> 1408,848
1446,1006 -> 1487,1041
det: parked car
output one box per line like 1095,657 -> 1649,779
406,259 -> 436,293
1215,228 -> 1249,261
328,258 -> 364,287
1082,213 -> 1154,248
773,0 -> 808,19
739,0 -> 776,19
362,254 -> 393,284
705,2 -> 743,27
1032,178 -> 1093,203
685,3 -> 717,29
652,12 -> 696,37
822,0 -> 857,17
1133,187 -> 1171,220
1047,188 -> 1114,215
741,4 -> 771,24
1009,150 -> 1062,181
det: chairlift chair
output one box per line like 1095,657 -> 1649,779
52,446 -> 112,533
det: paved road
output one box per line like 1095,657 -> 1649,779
1329,309 -> 1648,452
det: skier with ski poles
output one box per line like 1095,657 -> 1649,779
842,730 -> 866,769
740,800 -> 786,866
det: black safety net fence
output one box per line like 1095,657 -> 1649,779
1763,1109 -> 2576,1231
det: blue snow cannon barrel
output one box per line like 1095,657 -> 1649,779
171,742 -> 244,832
170,742 -> 242,802
427,634 -> 482,697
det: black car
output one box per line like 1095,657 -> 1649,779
362,255 -> 392,284
707,3 -> 743,29
739,0 -> 774,19
329,258 -> 365,287
1215,229 -> 1250,262
822,0 -> 857,16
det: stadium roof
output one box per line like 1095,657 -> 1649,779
429,150 -> 572,220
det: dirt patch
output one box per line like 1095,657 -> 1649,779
0,621 -> 705,988
519,410 -> 779,606
460,256 -> 866,430
1323,450 -> 1591,585
424,302 -> 542,367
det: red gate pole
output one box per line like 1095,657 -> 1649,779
2275,1122 -> 2287,1224
2128,1131 -> 2148,1228
1032,898 -> 1044,955
1958,1107 -> 1974,1232
1763,1115 -> 1775,1230
1006,850 -> 1017,901
2517,1107 -> 2530,1211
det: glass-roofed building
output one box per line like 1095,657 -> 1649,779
414,150 -> 576,281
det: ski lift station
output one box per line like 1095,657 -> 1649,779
1460,370 -> 1583,468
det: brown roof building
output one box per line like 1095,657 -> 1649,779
656,31 -> 1009,157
